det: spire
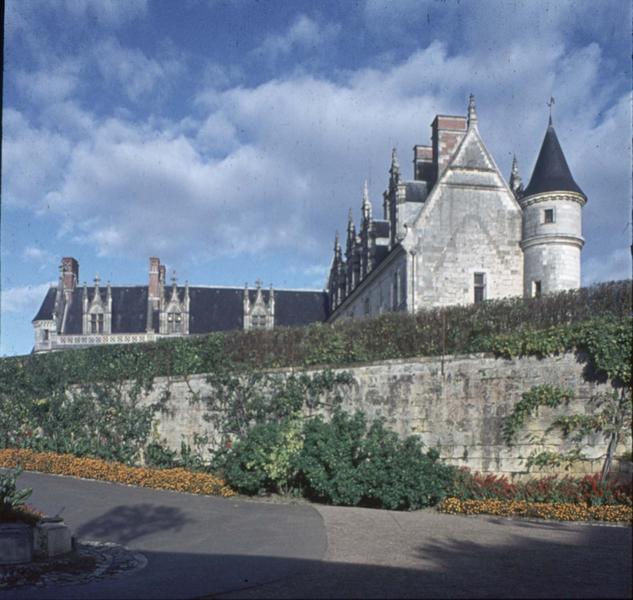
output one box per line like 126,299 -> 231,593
347,208 -> 355,233
93,273 -> 100,303
523,116 -> 585,198
334,231 -> 342,262
389,147 -> 400,177
361,180 -> 372,222
170,270 -> 179,302
467,93 -> 478,127
509,154 -> 523,196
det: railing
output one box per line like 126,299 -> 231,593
54,333 -> 158,347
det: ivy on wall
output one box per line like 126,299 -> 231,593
498,315 -> 632,479
0,280 -> 630,469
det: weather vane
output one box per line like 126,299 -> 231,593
547,96 -> 555,121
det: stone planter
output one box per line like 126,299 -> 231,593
0,522 -> 34,565
34,517 -> 72,559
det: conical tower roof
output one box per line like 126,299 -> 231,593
523,120 -> 585,198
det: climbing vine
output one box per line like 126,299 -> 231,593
498,315 -> 632,479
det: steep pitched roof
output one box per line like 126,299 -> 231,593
32,287 -> 56,322
39,285 -> 329,335
524,121 -> 585,198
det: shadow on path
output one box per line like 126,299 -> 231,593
75,503 -> 193,545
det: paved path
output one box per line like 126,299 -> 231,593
12,472 -> 633,599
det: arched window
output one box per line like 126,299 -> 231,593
90,311 -> 104,333
167,311 -> 182,334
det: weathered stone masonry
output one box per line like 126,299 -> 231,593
140,352 -> 621,477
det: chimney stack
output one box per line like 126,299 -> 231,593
148,257 -> 161,302
431,115 -> 467,178
61,257 -> 79,292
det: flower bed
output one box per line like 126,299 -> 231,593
437,497 -> 632,523
0,449 -> 235,498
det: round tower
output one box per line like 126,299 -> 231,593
520,117 -> 586,297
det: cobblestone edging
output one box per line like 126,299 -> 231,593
0,540 -> 147,590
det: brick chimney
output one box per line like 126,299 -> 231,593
61,257 -> 79,292
413,145 -> 434,183
148,257 -> 161,302
431,115 -> 467,178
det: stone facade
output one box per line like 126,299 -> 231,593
137,352 -> 621,477
327,96 -> 585,321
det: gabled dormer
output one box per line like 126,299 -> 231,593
159,272 -> 190,335
82,274 -> 112,334
243,281 -> 274,330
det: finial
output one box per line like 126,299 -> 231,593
547,96 -> 555,126
468,94 -> 477,126
255,278 -> 262,289
347,208 -> 355,231
171,269 -> 177,286
390,147 -> 400,172
94,273 -> 100,287
334,230 -> 340,251
509,153 -> 523,196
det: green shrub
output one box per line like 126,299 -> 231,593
297,411 -> 367,505
0,467 -> 32,521
219,419 -> 303,495
297,411 -> 455,509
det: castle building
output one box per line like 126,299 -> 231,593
326,96 -> 586,321
32,97 -> 585,352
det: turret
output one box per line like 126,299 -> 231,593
520,113 -> 586,296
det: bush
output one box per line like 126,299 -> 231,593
297,411 -> 368,506
0,467 -> 32,521
219,419 -> 303,495
449,469 -> 632,507
297,411 -> 455,509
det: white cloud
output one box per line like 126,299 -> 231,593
63,0 -> 148,27
15,60 -> 81,104
253,15 -> 340,63
93,37 -> 182,102
1,283 -> 54,314
23,246 -> 56,268
3,28 -> 629,287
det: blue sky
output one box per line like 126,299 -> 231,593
2,0 -> 631,356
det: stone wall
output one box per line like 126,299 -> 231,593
141,352 -> 622,477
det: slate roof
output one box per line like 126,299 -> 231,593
404,181 -> 429,203
32,285 -> 328,334
32,287 -> 56,321
524,122 -> 585,198
371,220 -> 390,238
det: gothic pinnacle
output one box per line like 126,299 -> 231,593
390,147 -> 400,173
468,93 -> 478,126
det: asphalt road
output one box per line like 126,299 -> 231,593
10,472 -> 633,599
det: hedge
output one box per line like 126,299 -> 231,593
2,280 -> 630,385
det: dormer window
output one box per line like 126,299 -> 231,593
90,313 -> 104,334
251,312 -> 267,329
167,311 -> 182,334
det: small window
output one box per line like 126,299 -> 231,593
251,313 -> 267,329
43,329 -> 49,342
474,272 -> 486,304
91,314 -> 97,333
364,297 -> 370,316
544,209 -> 554,224
167,311 -> 182,333
533,280 -> 542,298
